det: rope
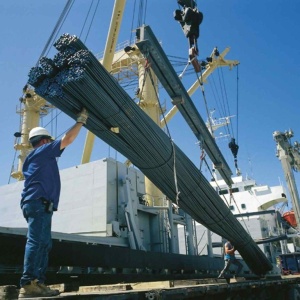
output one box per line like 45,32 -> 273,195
229,192 -> 251,236
79,1 -> 94,39
236,65 -> 239,143
83,0 -> 100,44
197,71 -> 213,134
219,67 -> 234,137
129,0 -> 137,44
137,0 -> 147,27
147,61 -> 181,205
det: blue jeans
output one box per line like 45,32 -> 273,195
20,199 -> 53,287
219,258 -> 243,277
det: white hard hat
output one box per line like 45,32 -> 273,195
29,127 -> 54,141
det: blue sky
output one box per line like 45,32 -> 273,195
0,0 -> 299,206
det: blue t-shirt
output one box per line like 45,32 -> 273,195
224,241 -> 235,260
21,140 -> 63,210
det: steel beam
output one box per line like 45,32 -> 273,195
136,25 -> 233,186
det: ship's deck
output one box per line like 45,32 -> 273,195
2,276 -> 300,299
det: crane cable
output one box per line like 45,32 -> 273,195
36,0 -> 75,66
218,67 -> 234,137
10,0 -> 75,184
236,65 -> 240,144
194,66 -> 248,232
80,0 -> 101,44
199,148 -> 251,235
207,63 -> 241,174
192,61 -> 250,234
145,59 -> 181,205
137,0 -> 148,27
196,70 -> 213,135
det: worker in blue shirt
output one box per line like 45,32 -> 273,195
218,240 -> 243,279
18,108 -> 88,299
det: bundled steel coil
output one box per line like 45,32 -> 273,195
28,33 -> 272,275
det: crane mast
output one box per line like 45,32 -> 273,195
273,130 -> 300,229
81,0 -> 126,164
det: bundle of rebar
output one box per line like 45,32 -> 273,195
28,33 -> 272,275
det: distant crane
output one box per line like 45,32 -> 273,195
273,130 -> 300,229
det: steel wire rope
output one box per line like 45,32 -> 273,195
137,0 -> 144,27
184,173 -> 246,240
227,192 -> 252,236
216,65 -> 241,174
216,68 -> 234,140
196,229 -> 206,250
147,62 -> 181,204
171,159 -> 234,233
78,0 -> 101,44
184,69 -> 256,240
205,69 -> 238,177
215,68 -> 228,123
157,56 -> 248,239
41,110 -> 66,137
236,65 -> 240,143
196,70 -> 213,135
207,75 -> 231,137
137,0 -> 148,27
202,156 -> 231,207
198,231 -> 214,256
36,0 -> 74,65
41,0 -> 97,140
31,0 -> 74,145
79,0 -> 94,40
198,241 -> 208,256
219,67 -> 235,138
129,0 -> 137,44
83,0 -> 100,44
194,67 -> 235,201
203,68 -> 240,173
208,73 -> 231,138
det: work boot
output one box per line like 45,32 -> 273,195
38,283 -> 60,296
19,279 -> 43,298
18,279 -> 58,298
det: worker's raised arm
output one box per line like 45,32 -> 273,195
60,108 -> 88,150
